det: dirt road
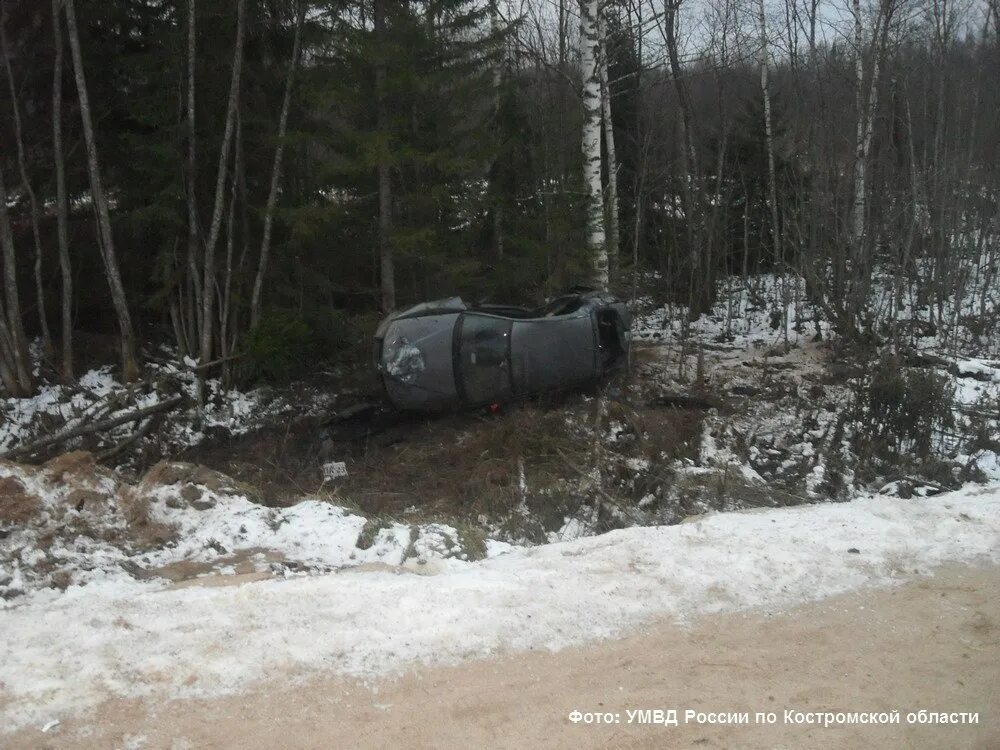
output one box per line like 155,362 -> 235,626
10,564 -> 999,749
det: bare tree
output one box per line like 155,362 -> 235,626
580,0 -> 608,288
375,0 -> 396,311
1,3 -> 52,355
756,0 -> 780,267
184,0 -> 201,357
250,0 -> 306,331
51,0 -> 74,380
0,164 -> 33,395
63,0 -> 140,381
598,7 -> 619,280
198,0 -> 246,402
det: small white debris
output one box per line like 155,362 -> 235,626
41,719 -> 60,733
322,461 -> 349,481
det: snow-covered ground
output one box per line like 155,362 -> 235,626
1,484 -> 998,734
0,352 -> 339,463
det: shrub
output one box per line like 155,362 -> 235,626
241,310 -> 313,384
853,353 -> 954,462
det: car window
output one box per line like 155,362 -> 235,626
459,314 -> 512,405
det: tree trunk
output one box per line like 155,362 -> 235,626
488,0 -> 504,261
758,0 -> 785,344
598,9 -> 619,281
0,165 -> 34,395
1,4 -> 52,355
850,0 -> 868,252
63,0 -> 139,381
250,0 -> 306,330
580,0 -> 608,289
375,0 -> 396,311
197,0 -> 245,403
51,0 -> 74,380
184,0 -> 201,356
757,0 -> 781,267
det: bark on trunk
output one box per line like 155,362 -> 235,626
580,0 -> 608,289
63,0 -> 139,381
1,4 -> 52,355
185,0 -> 200,355
757,0 -> 781,266
598,9 -> 619,280
250,0 -> 306,330
197,0 -> 245,402
375,0 -> 396,311
51,0 -> 74,380
0,165 -> 34,395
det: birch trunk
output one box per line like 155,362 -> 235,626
851,0 -> 867,251
598,9 -> 619,280
250,0 -> 306,330
851,0 -> 890,270
63,0 -> 139,381
51,0 -> 74,380
757,0 -> 781,267
376,0 -> 396,311
198,0 -> 245,402
758,0 -> 785,344
580,0 -> 608,289
1,5 -> 52,354
0,165 -> 34,395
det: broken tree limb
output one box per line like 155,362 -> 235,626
1,394 -> 184,460
96,416 -> 158,463
902,351 -> 994,382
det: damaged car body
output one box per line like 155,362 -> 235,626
373,291 -> 632,411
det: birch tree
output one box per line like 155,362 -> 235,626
598,8 -> 619,279
63,0 -> 140,381
756,0 -> 780,270
250,0 -> 307,331
580,0 -> 608,289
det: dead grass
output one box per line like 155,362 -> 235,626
116,486 -> 178,546
0,474 -> 41,524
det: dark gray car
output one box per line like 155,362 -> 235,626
373,291 -> 631,411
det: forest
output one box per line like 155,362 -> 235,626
0,0 -> 995,395
4,1 -> 1000,738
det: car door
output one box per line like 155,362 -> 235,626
456,313 -> 513,406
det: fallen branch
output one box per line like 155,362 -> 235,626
1,394 -> 185,460
902,351 -> 994,382
96,415 -> 158,463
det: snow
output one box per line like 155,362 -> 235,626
0,356 -> 329,462
2,484 -> 999,733
0,458 -> 486,597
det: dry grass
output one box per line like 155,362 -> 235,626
0,474 -> 41,524
338,404 -> 586,520
116,486 -> 178,546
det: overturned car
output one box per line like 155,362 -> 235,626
373,291 -> 631,411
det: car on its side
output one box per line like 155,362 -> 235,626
373,290 -> 631,411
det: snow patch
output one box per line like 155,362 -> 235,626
2,485 -> 999,732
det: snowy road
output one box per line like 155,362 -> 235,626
2,486 -> 999,737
